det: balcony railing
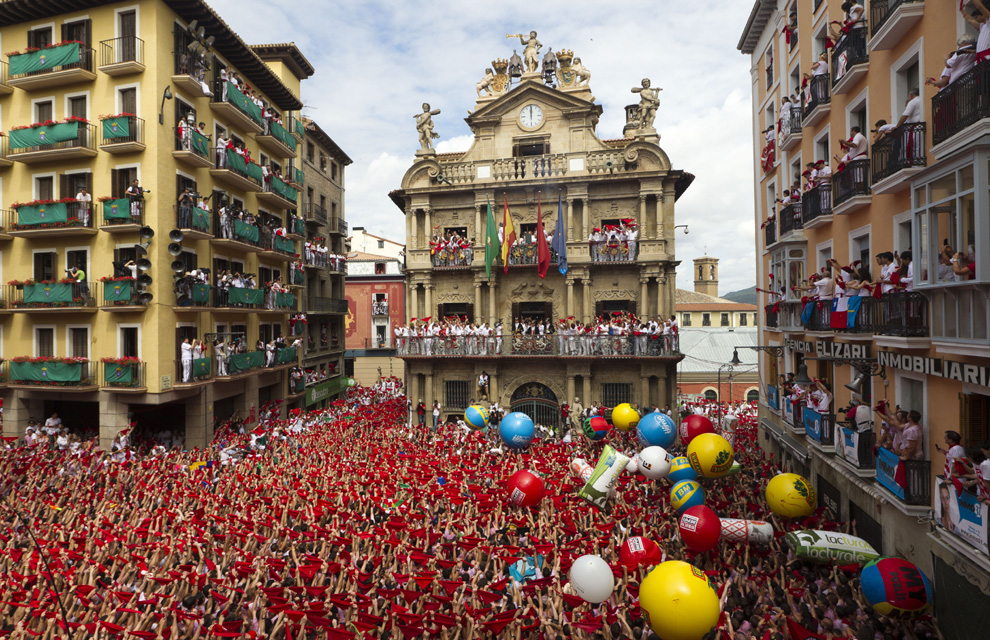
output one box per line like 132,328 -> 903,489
591,241 -> 636,263
307,297 -> 349,314
432,244 -> 473,268
871,123 -> 926,183
99,115 -> 144,149
215,148 -> 264,189
7,43 -> 95,83
99,36 -> 144,71
766,384 -> 780,411
9,359 -> 95,387
12,201 -> 93,231
876,450 -> 930,506
802,184 -> 831,224
835,422 -> 876,470
507,245 -> 560,266
100,279 -> 147,308
327,216 -> 348,236
831,27 -> 868,88
781,108 -> 802,139
788,26 -> 798,51
764,221 -> 777,248
871,0 -> 923,39
783,397 -> 804,431
932,60 -> 990,147
397,334 -> 681,358
174,126 -> 213,163
779,203 -> 803,235
288,217 -> 305,236
212,213 -> 263,249
875,291 -> 929,337
102,361 -> 146,389
764,303 -> 779,328
306,203 -> 328,225
802,74 -> 830,121
804,409 -> 835,447
493,154 -> 568,181
7,122 -> 98,159
9,282 -> 96,309
175,204 -> 211,235
833,158 -> 871,207
212,80 -> 265,132
175,357 -> 212,384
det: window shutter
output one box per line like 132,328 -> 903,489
85,173 -> 93,195
60,23 -> 68,43
961,393 -> 989,446
628,300 -> 638,317
58,174 -> 69,200
110,169 -> 120,197
83,19 -> 92,47
466,303 -> 474,323
435,304 -> 445,321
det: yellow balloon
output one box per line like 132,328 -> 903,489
687,433 -> 735,478
640,561 -> 720,640
611,403 -> 641,432
765,473 -> 817,519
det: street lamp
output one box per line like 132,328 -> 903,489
717,349 -> 742,423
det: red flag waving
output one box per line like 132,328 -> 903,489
786,617 -> 827,640
536,194 -> 550,278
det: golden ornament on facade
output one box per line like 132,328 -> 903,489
492,58 -> 510,93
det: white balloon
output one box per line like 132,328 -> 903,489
638,446 -> 672,480
568,554 -> 615,604
625,454 -> 640,474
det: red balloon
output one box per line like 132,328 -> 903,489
678,505 -> 722,552
618,536 -> 665,568
679,414 -> 715,445
588,416 -> 610,431
507,469 -> 544,508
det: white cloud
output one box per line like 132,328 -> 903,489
208,0 -> 758,295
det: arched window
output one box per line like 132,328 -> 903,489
704,389 -> 718,400
747,389 -> 759,402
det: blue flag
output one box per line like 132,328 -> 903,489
551,192 -> 568,275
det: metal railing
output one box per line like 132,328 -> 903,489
876,458 -> 930,506
211,79 -> 264,128
833,158 -> 871,207
789,26 -> 798,51
802,184 -> 832,223
307,297 -> 348,314
8,121 -> 97,157
871,0 -> 923,39
0,60 -> 9,87
764,221 -> 776,248
212,213 -> 263,247
8,282 -> 97,309
99,280 -> 146,307
13,201 -> 94,231
779,202 -> 804,235
174,204 -> 210,234
764,304 -> 779,328
306,203 -> 328,225
871,123 -> 926,183
835,422 -> 876,470
101,361 -> 146,388
214,149 -> 263,188
9,359 -> 95,387
932,60 -> 990,146
397,334 -> 681,358
804,409 -> 835,447
875,291 -> 929,337
8,45 -> 95,81
99,36 -> 144,67
802,74 -> 830,120
100,115 -> 143,147
327,216 -> 348,235
173,126 -> 213,161
175,358 -> 212,384
831,27 -> 868,88
781,109 -> 802,139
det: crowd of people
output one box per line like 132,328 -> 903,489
588,221 -> 638,263
431,231 -> 474,268
394,313 -> 679,357
304,239 -> 346,271
0,388 -> 951,640
179,333 -> 302,381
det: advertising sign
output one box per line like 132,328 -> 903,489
934,476 -> 989,555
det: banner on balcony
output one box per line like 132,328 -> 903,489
229,287 -> 264,306
226,147 -> 248,174
270,120 -> 296,151
102,117 -> 130,139
247,160 -> 264,183
191,283 -> 210,304
839,427 -> 860,463
103,281 -> 132,302
275,236 -> 294,254
193,358 -> 211,378
9,42 -> 80,75
876,447 -> 905,500
10,361 -> 82,383
224,81 -> 263,124
767,385 -> 780,411
103,198 -> 130,220
9,122 -> 79,149
233,219 -> 259,243
24,283 -> 73,304
106,363 -> 134,385
272,176 -> 298,202
277,347 -> 297,364
191,130 -> 209,157
229,350 -> 264,374
192,207 -> 210,231
276,292 -> 295,307
803,408 -> 823,443
17,202 -> 69,226
934,475 -> 989,555
294,269 -> 305,284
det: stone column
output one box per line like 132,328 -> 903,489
474,282 -> 482,319
488,281 -> 497,326
183,385 -> 215,449
582,375 -> 592,405
656,276 -> 665,318
425,373 -> 434,414
424,207 -> 432,246
641,376 -> 650,408
566,375 -> 576,407
409,284 -> 419,321
406,208 -> 415,251
566,198 -> 575,242
489,372 -> 499,405
410,374 -> 420,408
639,277 -> 649,317
659,192 -> 673,240
99,393 -> 132,452
639,194 -> 648,235
1,390 -> 29,441
580,198 -> 589,239
583,279 -> 593,324
657,373 -> 669,409
424,284 -> 434,318
566,279 -> 575,319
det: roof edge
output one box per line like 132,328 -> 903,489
737,0 -> 777,54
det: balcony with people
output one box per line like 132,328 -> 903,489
779,102 -> 803,152
7,278 -> 97,313
211,76 -> 265,135
935,431 -> 990,559
257,172 -> 299,210
763,217 -> 777,250
873,405 -> 931,510
257,115 -> 297,158
6,41 -> 96,90
100,196 -> 144,232
869,0 -> 925,51
7,357 -> 96,392
173,123 -> 214,169
6,118 -> 97,164
802,74 -> 831,127
833,410 -> 877,477
98,35 -> 145,76
931,48 -> 990,156
801,183 -> 832,229
832,157 -> 871,215
211,145 -> 264,193
831,22 -> 869,94
100,358 -> 146,392
871,121 -> 926,195
210,208 -> 265,254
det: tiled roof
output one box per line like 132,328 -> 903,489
347,251 -> 400,261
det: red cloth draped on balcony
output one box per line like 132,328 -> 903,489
761,141 -> 775,173
782,26 -> 792,45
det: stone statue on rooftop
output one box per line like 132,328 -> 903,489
508,31 -> 542,74
572,57 -> 591,87
630,78 -> 661,130
414,103 -> 441,151
476,68 -> 496,97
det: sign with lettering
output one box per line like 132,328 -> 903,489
785,339 -> 814,353
804,408 -> 824,443
876,447 -> 904,500
934,476 -> 989,555
878,351 -> 990,388
839,426 -> 861,463
784,339 -> 871,359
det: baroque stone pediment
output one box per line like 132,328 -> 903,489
467,80 -> 601,125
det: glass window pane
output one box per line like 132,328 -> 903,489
961,192 -> 976,261
975,291 -> 988,342
914,186 -> 927,207
917,213 -> 928,284
930,173 -> 956,203
933,204 -> 957,283
960,164 -> 974,191
788,260 -> 804,300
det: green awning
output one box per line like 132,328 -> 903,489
101,117 -> 131,139
9,122 -> 79,149
224,81 -> 263,124
103,281 -> 133,302
9,42 -> 80,76
228,287 -> 263,306
17,202 -> 69,226
102,198 -> 131,220
24,282 -> 72,304
233,219 -> 259,243
11,360 -> 82,383
306,376 -> 349,406
229,350 -> 264,374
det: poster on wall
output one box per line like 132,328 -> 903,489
934,476 -> 989,555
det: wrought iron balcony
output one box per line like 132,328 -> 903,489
8,281 -> 98,312
832,158 -> 871,211
803,409 -> 835,448
764,303 -> 779,329
831,28 -> 869,93
98,36 -> 145,76
7,121 -> 98,164
932,60 -> 990,149
802,75 -> 830,125
801,184 -> 831,227
101,361 -> 146,390
869,1 -> 925,51
764,220 -> 777,248
8,358 -> 96,390
99,115 -> 145,153
7,43 -> 96,90
875,292 -> 929,337
835,421 -> 876,471
779,203 -> 803,236
871,123 -> 926,192
397,334 -> 681,359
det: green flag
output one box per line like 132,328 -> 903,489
484,195 -> 500,281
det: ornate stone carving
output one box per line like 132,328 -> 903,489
496,371 -> 565,409
630,78 -> 661,130
436,291 -> 470,304
414,103 -> 441,152
476,68 -> 495,98
491,58 -> 510,94
593,289 -> 637,301
508,31 -> 542,74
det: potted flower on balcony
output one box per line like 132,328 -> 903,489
10,355 -> 89,387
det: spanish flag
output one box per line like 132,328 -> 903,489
501,194 -> 516,274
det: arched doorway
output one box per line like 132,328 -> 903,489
510,382 -> 560,428
704,389 -> 718,401
746,389 -> 759,402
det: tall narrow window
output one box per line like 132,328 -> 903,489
69,327 -> 89,358
36,328 -> 55,357
121,327 -> 139,358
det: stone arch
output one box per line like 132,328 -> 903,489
701,386 -> 719,400
508,381 -> 561,428
745,387 -> 760,402
497,373 -> 565,411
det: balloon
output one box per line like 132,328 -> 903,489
679,414 -> 715,445
679,505 -> 722,552
720,518 -> 774,545
577,445 -> 630,510
506,469 -> 544,508
686,433 -> 735,478
670,480 -> 704,514
611,403 -> 641,432
568,555 -> 615,603
667,456 -> 698,483
464,405 -> 490,430
625,455 -> 639,474
569,458 -> 594,482
582,416 -> 609,441
498,412 -> 535,449
638,446 -> 672,480
785,530 -> 880,565
618,536 -> 665,568
765,473 -> 817,519
860,558 -> 933,618
640,561 -> 720,640
636,412 -> 677,448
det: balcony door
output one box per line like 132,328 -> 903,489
34,251 -> 57,282
119,11 -> 137,62
62,20 -> 92,69
27,28 -> 52,50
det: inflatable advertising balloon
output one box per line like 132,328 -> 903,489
638,446 -> 672,480
678,505 -> 721,552
498,412 -> 535,449
611,403 -> 641,432
570,458 -> 594,482
765,472 -> 816,518
625,455 -> 640,475
640,561 -> 720,640
582,415 -> 610,441
720,518 -> 774,545
860,557 -> 933,618
667,456 -> 698,483
464,405 -> 490,430
784,530 -> 880,565
686,433 -> 735,478
636,412 -> 677,448
679,414 -> 715,445
506,469 -> 544,508
618,536 -> 665,569
670,480 -> 704,514
577,445 -> 630,510
568,554 -> 614,603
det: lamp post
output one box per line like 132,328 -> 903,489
717,349 -> 743,424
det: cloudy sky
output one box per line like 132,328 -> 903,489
211,0 -> 759,295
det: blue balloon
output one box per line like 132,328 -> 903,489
636,413 -> 678,448
670,480 -> 705,513
499,412 -> 535,449
465,405 -> 490,430
667,456 -> 699,483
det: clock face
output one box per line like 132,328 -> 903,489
520,104 -> 544,128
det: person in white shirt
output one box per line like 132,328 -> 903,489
962,1 -> 990,63
75,188 -> 92,227
898,251 -> 914,291
44,413 -> 62,435
837,126 -> 868,162
180,338 -> 193,382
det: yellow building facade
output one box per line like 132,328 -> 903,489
0,0 -> 328,448
740,1 -> 990,631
